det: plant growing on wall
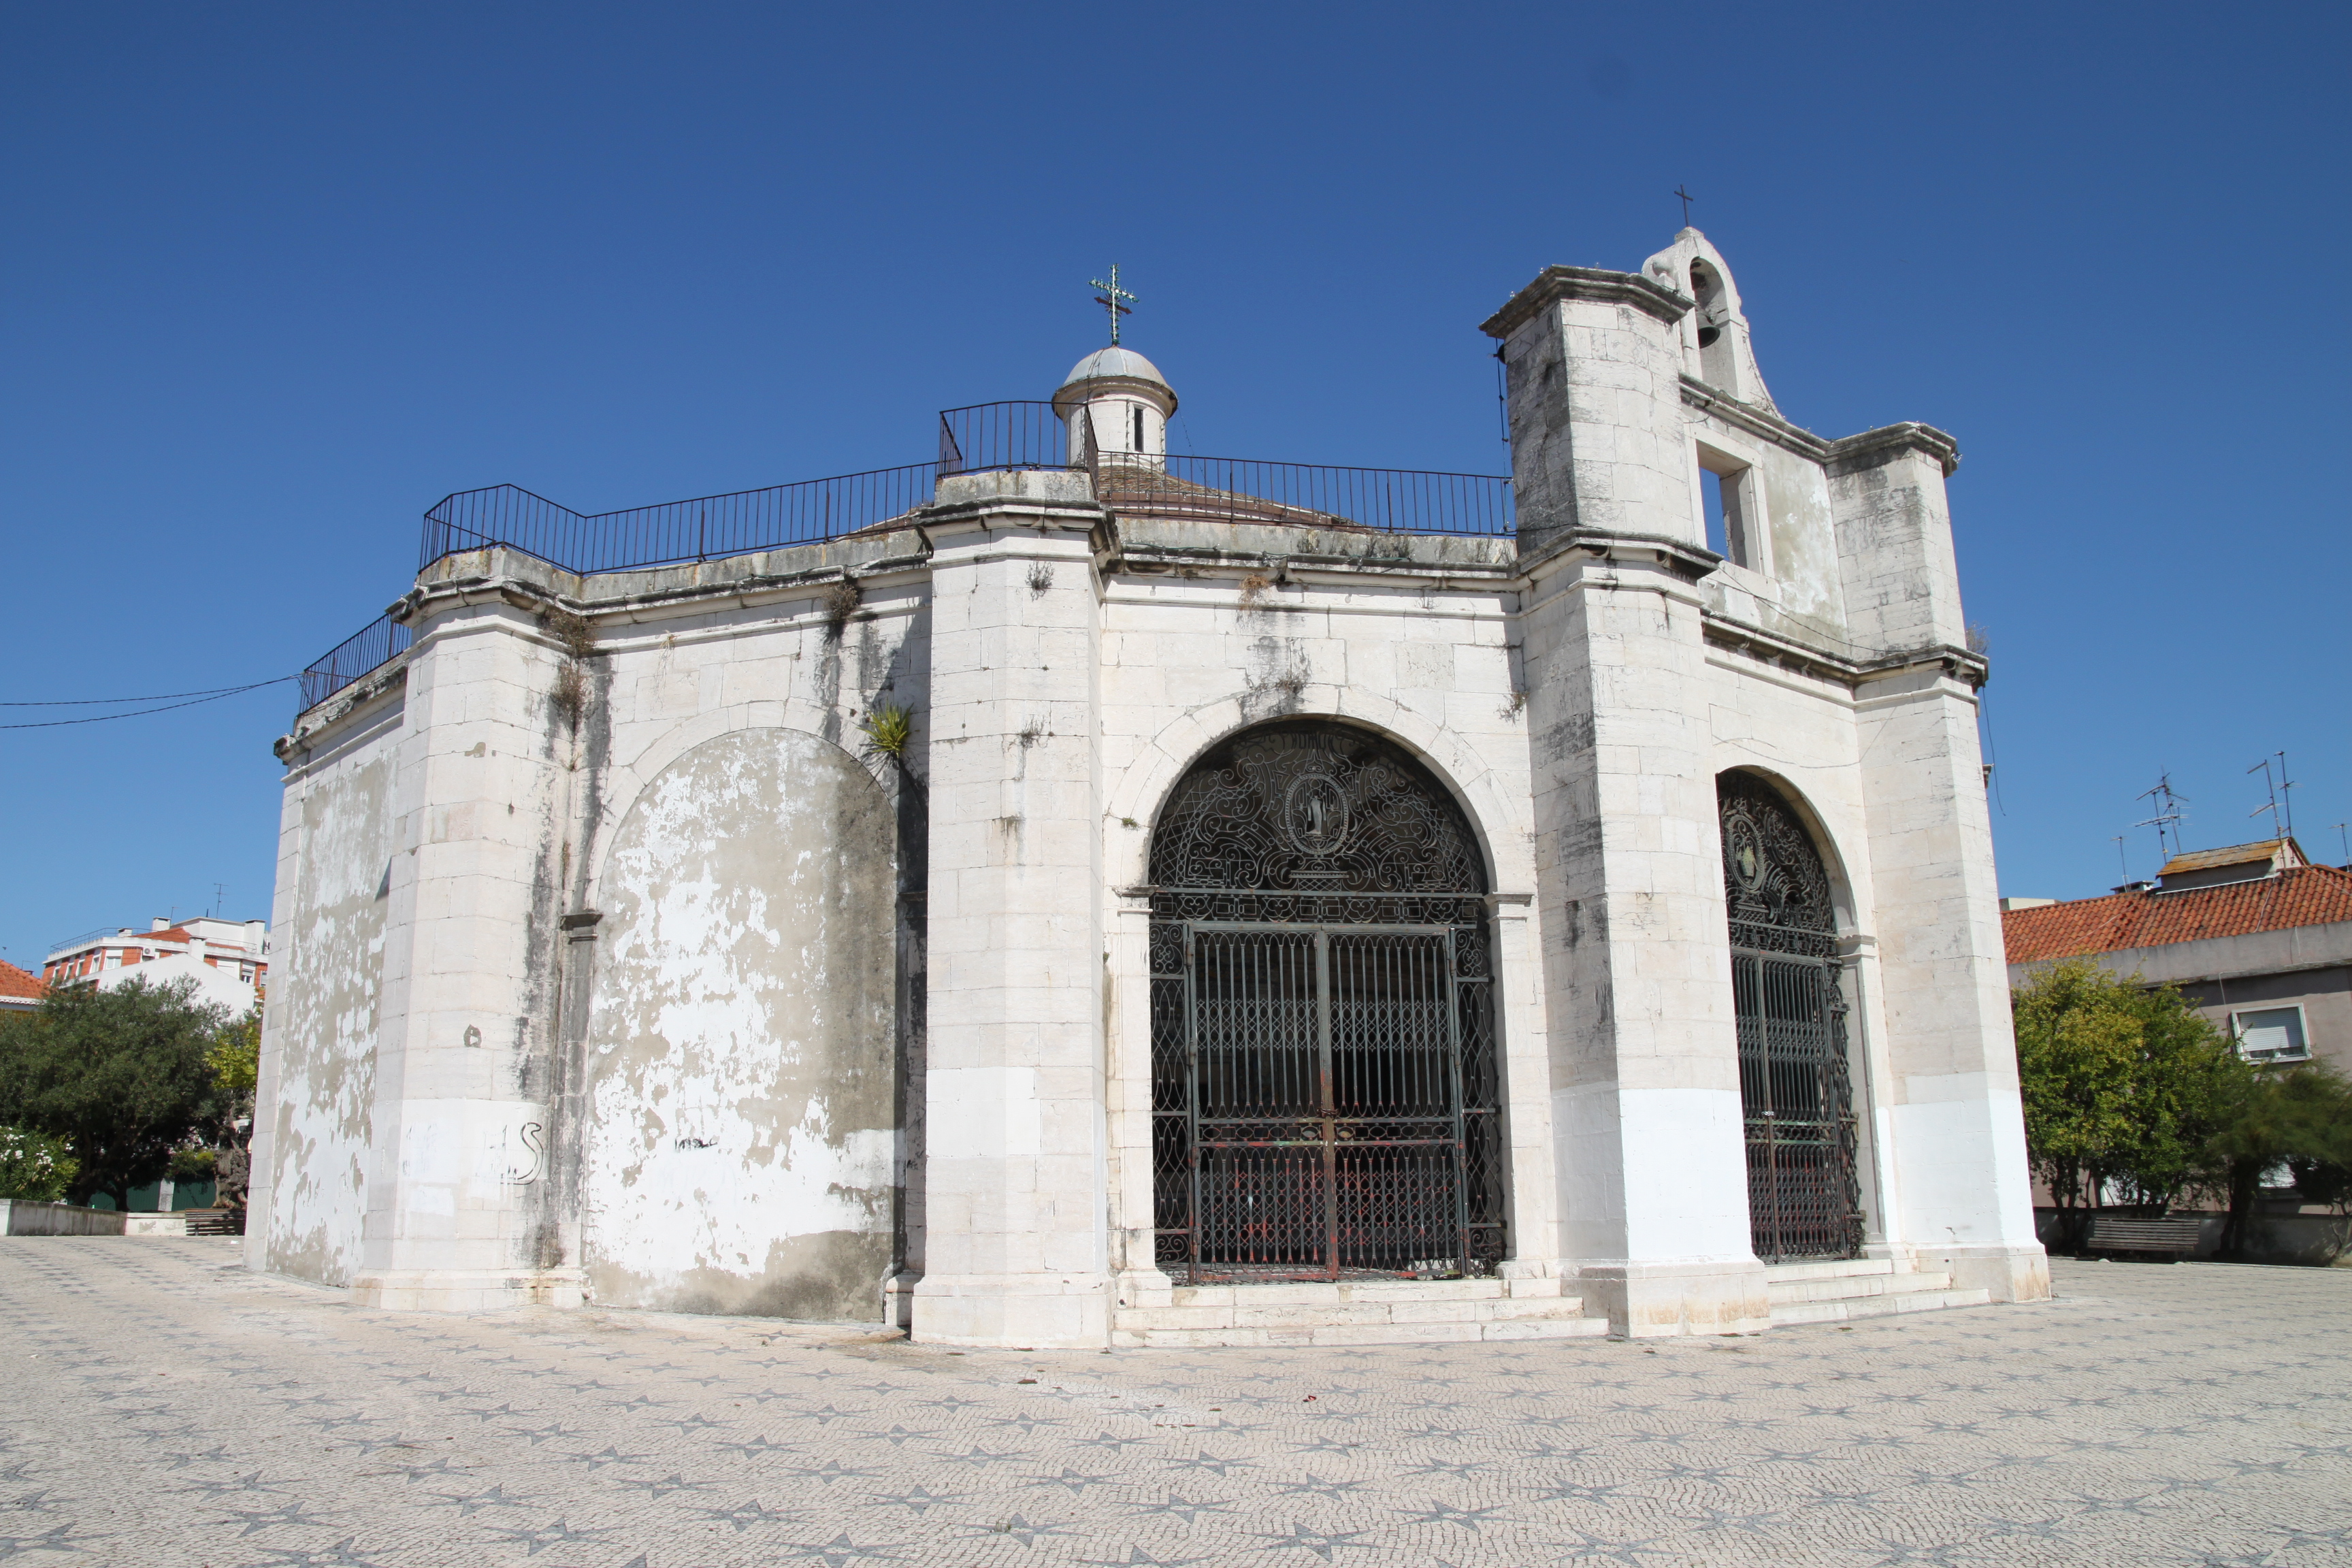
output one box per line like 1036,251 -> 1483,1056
858,703 -> 915,766
540,604 -> 598,728
823,579 -> 860,642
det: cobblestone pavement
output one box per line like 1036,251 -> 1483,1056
2,1243 -> 2349,1566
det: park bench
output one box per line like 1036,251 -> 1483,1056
2082,1213 -> 2205,1260
183,1207 -> 245,1237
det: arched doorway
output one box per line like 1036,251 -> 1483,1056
1718,772 -> 1863,1262
1147,721 -> 1504,1282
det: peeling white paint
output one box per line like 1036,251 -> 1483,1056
583,727 -> 898,1317
258,730 -> 397,1287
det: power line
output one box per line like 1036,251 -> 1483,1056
1,678 -> 293,707
0,677 -> 295,730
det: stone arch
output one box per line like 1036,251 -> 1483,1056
1144,717 -> 1508,1280
577,725 -> 900,1319
582,704 -> 899,913
1108,692 -> 1525,896
1714,767 -> 1864,1263
1714,766 -> 1859,937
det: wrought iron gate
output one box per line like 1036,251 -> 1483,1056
1720,774 -> 1863,1262
1148,723 -> 1505,1282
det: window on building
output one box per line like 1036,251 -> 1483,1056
1695,446 -> 1763,570
2232,1006 -> 2310,1062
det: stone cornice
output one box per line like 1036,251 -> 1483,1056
1681,378 -> 1961,480
1826,422 -> 1962,479
1105,538 -> 1518,591
1703,606 -> 1989,692
1679,376 -> 1832,462
1480,266 -> 1694,339
1516,525 -> 1722,587
274,655 -> 408,762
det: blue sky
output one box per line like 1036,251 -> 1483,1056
3,3 -> 2345,970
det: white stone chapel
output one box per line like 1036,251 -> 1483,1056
250,230 -> 2049,1345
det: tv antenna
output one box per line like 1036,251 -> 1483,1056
2134,772 -> 2189,862
2246,750 -> 2296,839
2112,835 -> 2130,885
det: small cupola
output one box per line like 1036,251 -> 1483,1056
1052,346 -> 1177,466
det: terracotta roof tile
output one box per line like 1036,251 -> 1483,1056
2004,864 -> 2352,966
0,959 -> 44,1001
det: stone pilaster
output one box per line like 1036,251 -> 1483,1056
1492,272 -> 1767,1337
348,598 -> 583,1311
1833,431 -> 2047,1303
911,470 -> 1112,1348
1519,545 -> 1768,1336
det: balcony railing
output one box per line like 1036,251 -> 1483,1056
938,402 -> 1069,474
418,465 -> 940,576
292,403 -> 1514,718
297,612 -> 413,715
1098,453 -> 1512,536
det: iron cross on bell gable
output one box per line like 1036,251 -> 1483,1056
1091,263 -> 1135,345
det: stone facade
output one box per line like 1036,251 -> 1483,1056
250,229 -> 2047,1343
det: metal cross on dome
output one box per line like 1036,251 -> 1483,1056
1091,263 -> 1135,346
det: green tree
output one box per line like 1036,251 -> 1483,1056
2012,959 -> 2244,1247
2104,985 -> 2247,1210
205,1002 -> 261,1132
0,978 -> 229,1211
2202,1060 -> 2352,1255
2013,960 -> 2143,1242
0,1126 -> 78,1201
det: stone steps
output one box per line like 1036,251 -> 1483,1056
1111,1276 -> 1608,1348
1765,1258 -> 1991,1326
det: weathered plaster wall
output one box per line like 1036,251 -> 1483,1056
1094,519 -> 1552,1286
1701,650 -> 1906,1248
253,689 -> 404,1286
581,726 -> 898,1318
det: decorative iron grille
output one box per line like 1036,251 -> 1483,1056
1148,722 -> 1504,1281
1719,772 -> 1863,1262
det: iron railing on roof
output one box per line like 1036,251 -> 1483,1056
942,400 -> 1513,535
289,403 -> 1512,719
939,402 -> 1070,474
297,613 -> 412,715
46,927 -> 124,959
1098,453 -> 1513,536
418,464 -> 940,575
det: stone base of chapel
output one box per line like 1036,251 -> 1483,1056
1567,1259 -> 1775,1339
1108,1271 -> 1609,1349
1908,1241 -> 2052,1304
349,1266 -> 586,1313
909,1272 -> 1113,1349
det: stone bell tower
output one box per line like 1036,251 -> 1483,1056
1486,229 -> 2046,1333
